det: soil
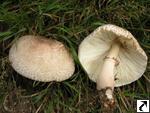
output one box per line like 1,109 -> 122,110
1,89 -> 35,113
0,22 -> 8,32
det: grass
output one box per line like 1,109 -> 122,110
0,0 -> 150,113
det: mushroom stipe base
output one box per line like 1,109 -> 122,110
98,87 -> 116,113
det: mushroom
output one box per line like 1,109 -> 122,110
78,24 -> 147,111
9,35 -> 75,82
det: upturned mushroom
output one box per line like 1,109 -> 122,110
9,35 -> 75,82
78,24 -> 147,111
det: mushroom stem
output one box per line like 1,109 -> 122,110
96,42 -> 120,112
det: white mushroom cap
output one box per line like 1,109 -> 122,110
9,35 -> 75,82
78,24 -> 147,87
